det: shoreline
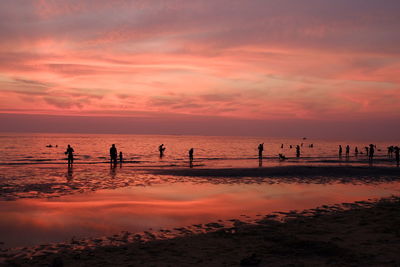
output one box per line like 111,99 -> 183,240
2,196 -> 400,266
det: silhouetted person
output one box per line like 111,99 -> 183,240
281,144 -> 284,149
159,144 -> 166,158
388,146 -> 394,158
369,144 -> 375,162
189,148 -> 194,168
355,147 -> 359,157
119,151 -> 123,163
365,146 -> 369,156
338,145 -> 342,158
65,144 -> 74,166
110,144 -> 118,164
296,145 -> 300,158
289,145 -> 293,149
258,143 -> 264,159
345,145 -> 350,159
394,146 -> 400,167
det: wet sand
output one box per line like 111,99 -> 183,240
3,196 -> 400,266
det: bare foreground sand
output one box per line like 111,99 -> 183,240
2,195 -> 400,267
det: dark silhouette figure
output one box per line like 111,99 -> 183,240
289,145 -> 293,149
119,152 -> 123,163
279,154 -> 287,161
281,144 -> 284,149
388,146 -> 394,158
159,144 -> 166,158
394,146 -> 400,167
110,144 -> 118,165
345,145 -> 350,159
258,143 -> 264,159
355,147 -> 359,157
189,148 -> 194,168
64,144 -> 74,166
309,144 -> 314,148
365,146 -> 369,156
296,145 -> 300,158
338,145 -> 342,158
369,144 -> 375,162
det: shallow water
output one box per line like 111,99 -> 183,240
1,180 -> 400,248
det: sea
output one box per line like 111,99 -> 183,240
0,133 -> 399,249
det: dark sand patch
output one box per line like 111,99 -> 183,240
3,196 -> 400,266
149,165 -> 400,178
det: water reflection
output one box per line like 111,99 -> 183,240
109,164 -> 117,178
0,181 -> 399,248
66,166 -> 73,182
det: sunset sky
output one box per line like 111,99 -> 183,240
0,0 -> 399,139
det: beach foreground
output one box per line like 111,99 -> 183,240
3,196 -> 400,266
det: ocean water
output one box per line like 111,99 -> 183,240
0,133 -> 399,249
0,133 -> 397,167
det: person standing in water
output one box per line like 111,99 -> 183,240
338,145 -> 343,158
345,145 -> 350,159
189,148 -> 194,168
369,144 -> 375,162
65,144 -> 74,166
110,144 -> 118,165
159,144 -> 166,158
355,146 -> 359,157
119,151 -> 123,163
296,145 -> 301,157
394,146 -> 400,167
258,143 -> 264,160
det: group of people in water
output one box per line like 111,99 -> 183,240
63,142 -> 400,167
336,144 -> 400,165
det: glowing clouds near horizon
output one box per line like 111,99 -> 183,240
0,0 -> 400,121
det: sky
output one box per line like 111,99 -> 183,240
0,0 -> 399,139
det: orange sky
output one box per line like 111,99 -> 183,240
0,1 -> 399,138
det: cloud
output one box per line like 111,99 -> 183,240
0,0 -> 399,128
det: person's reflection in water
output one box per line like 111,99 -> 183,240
66,165 -> 73,182
189,148 -> 194,168
258,157 -> 263,167
110,163 -> 117,178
